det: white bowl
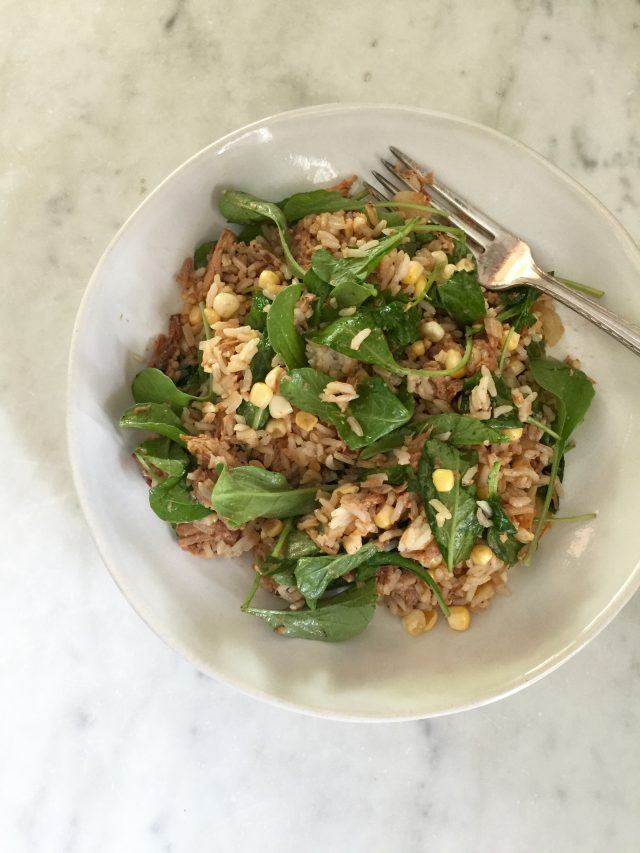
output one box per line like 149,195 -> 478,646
68,104 -> 640,720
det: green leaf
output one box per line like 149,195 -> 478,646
244,579 -> 377,642
303,268 -> 335,328
246,290 -> 271,331
284,529 -> 321,559
282,189 -> 367,223
331,280 -> 377,308
418,439 -> 483,571
132,367 -> 213,412
356,464 -> 416,487
295,543 -> 378,608
211,465 -> 319,527
250,335 -> 275,383
149,475 -> 211,523
372,300 -> 422,351
266,283 -> 307,370
237,399 -> 269,430
448,238 -> 470,264
119,402 -> 189,446
356,551 -> 450,617
194,240 -> 216,270
485,496 -> 521,565
133,437 -> 189,481
498,285 -> 540,331
433,269 -> 486,325
218,190 -> 304,277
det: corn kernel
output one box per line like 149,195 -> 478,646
188,305 -> 202,327
431,250 -> 448,266
503,427 -> 523,442
441,263 -> 456,280
447,606 -> 471,631
410,340 -> 426,358
268,394 -> 293,419
374,505 -> 395,529
402,609 -> 427,636
421,320 -> 445,342
444,348 -> 466,377
212,291 -> 241,319
470,543 -> 494,566
258,269 -> 283,297
265,419 -> 288,437
263,518 -> 283,537
295,411 -> 318,432
432,468 -> 455,492
501,328 -> 521,352
401,260 -> 424,287
249,382 -> 273,409
264,366 -> 284,391
424,610 -> 438,632
204,307 -> 220,325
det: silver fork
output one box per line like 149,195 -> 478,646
368,146 -> 640,357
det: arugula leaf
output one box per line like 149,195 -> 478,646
132,367 -> 213,412
295,543 -> 378,608
237,399 -> 269,430
418,439 -> 483,571
149,475 -> 211,523
498,285 -> 540,331
486,498 -> 521,564
279,368 -> 413,450
371,300 -> 422,352
119,402 -> 189,446
246,290 -> 270,331
218,190 -> 304,277
250,335 -> 275,383
243,579 -> 377,642
282,189 -> 367,223
355,551 -> 450,617
211,465 -> 319,527
266,284 -> 307,370
433,269 -> 486,325
527,357 -> 595,560
194,240 -> 216,270
133,437 -> 189,480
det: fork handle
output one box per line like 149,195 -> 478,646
529,269 -> 640,357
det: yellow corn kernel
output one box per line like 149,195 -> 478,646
423,610 -> 438,632
503,427 -> 523,442
212,291 -> 241,319
470,543 -> 494,566
401,260 -> 424,287
268,394 -> 293,419
447,605 -> 471,631
402,609 -> 427,636
264,366 -> 285,391
249,382 -> 273,409
263,518 -> 283,538
188,305 -> 202,327
295,411 -> 318,432
441,263 -> 456,280
258,269 -> 281,290
265,419 -> 288,438
421,320 -> 445,342
432,468 -> 455,492
374,505 -> 395,529
410,340 -> 426,358
430,250 -> 448,266
500,328 -> 521,352
444,348 -> 466,378
204,307 -> 220,325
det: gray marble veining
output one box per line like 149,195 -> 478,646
1,1 -> 639,851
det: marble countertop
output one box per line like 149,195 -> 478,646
2,1 -> 639,850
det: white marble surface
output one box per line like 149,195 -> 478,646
2,1 -> 639,850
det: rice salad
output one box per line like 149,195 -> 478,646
119,167 -> 595,642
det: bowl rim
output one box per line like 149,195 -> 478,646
67,102 -> 640,721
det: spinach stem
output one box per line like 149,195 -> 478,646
401,333 -> 472,378
498,327 -> 514,373
271,518 -> 294,558
526,417 -> 561,441
555,276 -> 604,299
525,443 -> 561,564
535,512 -> 597,524
370,200 -> 449,218
241,572 -> 261,611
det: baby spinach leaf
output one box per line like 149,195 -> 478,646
193,240 -> 216,270
295,543 -> 378,608
237,223 -> 264,244
331,280 -> 377,308
357,428 -> 411,460
266,283 -> 307,370
246,290 -> 270,331
433,269 -> 486,325
448,238 -> 470,264
218,190 -> 304,277
259,557 -> 298,587
211,465 -> 319,527
132,367 -> 213,412
237,399 -> 269,430
149,475 -> 211,523
499,285 -> 540,331
356,551 -> 450,617
279,367 -> 337,420
303,268 -> 335,328
527,357 -> 595,560
418,439 -> 483,571
356,464 -> 416,488
250,335 -> 275,383
119,403 -> 189,446
284,529 -> 321,560
243,579 -> 377,642
282,189 -> 367,223
486,498 -> 521,565
133,437 -> 189,481
372,300 -> 422,351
